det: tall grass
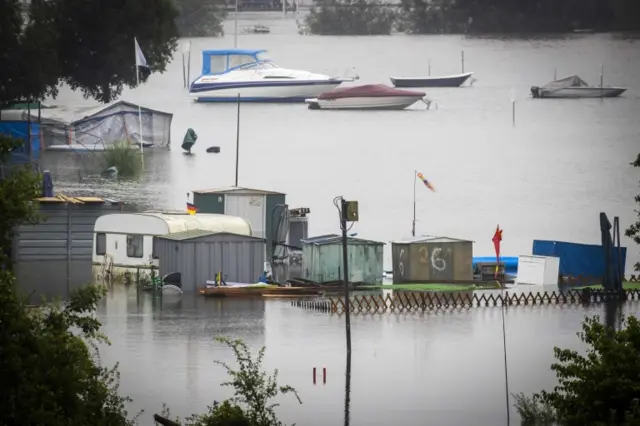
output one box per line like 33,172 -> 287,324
102,141 -> 142,179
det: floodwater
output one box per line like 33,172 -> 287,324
37,12 -> 640,424
98,285 -> 639,425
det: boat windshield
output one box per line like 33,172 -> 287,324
236,60 -> 279,71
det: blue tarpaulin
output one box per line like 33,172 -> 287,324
0,121 -> 41,163
473,256 -> 519,275
533,240 -> 627,281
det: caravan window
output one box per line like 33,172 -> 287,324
96,233 -> 106,255
126,235 -> 143,258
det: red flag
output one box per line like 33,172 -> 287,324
492,225 -> 503,279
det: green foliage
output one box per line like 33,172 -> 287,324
305,0 -> 397,35
102,142 -> 142,179
513,393 -> 557,426
0,276 -> 139,425
0,135 -> 137,425
516,315 -> 640,425
625,153 -> 640,273
0,0 -> 179,105
0,134 -> 42,268
174,0 -> 227,37
163,337 -> 302,426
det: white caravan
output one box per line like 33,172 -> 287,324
92,212 -> 252,278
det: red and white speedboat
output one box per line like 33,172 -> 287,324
305,84 -> 430,110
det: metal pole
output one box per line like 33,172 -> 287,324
461,50 -> 465,73
235,93 -> 240,186
234,0 -> 238,48
428,60 -> 431,76
135,38 -> 143,167
600,64 -> 604,99
412,170 -> 416,237
341,198 -> 352,355
182,53 -> 186,88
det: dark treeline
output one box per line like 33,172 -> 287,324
306,0 -> 640,35
174,0 -> 227,37
305,0 -> 397,35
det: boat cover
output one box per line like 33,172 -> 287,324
541,75 -> 590,92
318,84 -> 425,100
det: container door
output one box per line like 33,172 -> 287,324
225,194 -> 266,238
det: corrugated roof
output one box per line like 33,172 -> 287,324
192,186 -> 285,195
392,235 -> 474,244
157,229 -> 266,242
301,235 -> 385,246
35,193 -> 117,204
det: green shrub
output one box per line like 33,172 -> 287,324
102,141 -> 142,178
162,337 -> 301,426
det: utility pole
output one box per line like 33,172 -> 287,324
339,197 -> 358,355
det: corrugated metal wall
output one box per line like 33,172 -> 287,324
302,242 -> 383,284
157,233 -> 265,292
392,241 -> 472,283
12,203 -> 121,303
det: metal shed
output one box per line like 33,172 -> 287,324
391,236 -> 474,283
11,194 -> 123,303
192,186 -> 286,258
301,234 -> 385,284
155,230 -> 266,293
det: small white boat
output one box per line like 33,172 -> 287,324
189,49 -> 356,102
305,84 -> 429,110
531,75 -> 626,99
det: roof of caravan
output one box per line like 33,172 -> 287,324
94,212 -> 253,236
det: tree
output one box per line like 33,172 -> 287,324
305,0 -> 397,35
0,135 -> 137,424
625,153 -> 640,274
514,315 -> 640,425
0,0 -> 179,105
174,0 -> 227,37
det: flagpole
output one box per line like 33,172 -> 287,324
135,37 -> 143,167
412,170 -> 416,237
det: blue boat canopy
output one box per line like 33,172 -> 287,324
200,49 -> 269,75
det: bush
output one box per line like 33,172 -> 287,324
515,315 -> 640,425
162,337 -> 302,426
102,141 -> 142,178
0,277 -> 139,425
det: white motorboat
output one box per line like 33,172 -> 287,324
531,75 -> 627,99
189,49 -> 356,102
305,84 -> 429,110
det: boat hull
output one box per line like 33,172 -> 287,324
306,95 -> 424,110
390,72 -> 473,88
189,80 -> 345,102
532,87 -> 626,99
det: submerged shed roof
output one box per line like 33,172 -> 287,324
192,186 -> 285,195
301,235 -> 385,246
35,193 -> 121,205
157,229 -> 266,242
392,235 -> 474,244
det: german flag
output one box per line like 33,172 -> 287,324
186,202 -> 197,215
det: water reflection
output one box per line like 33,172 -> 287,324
344,351 -> 351,426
